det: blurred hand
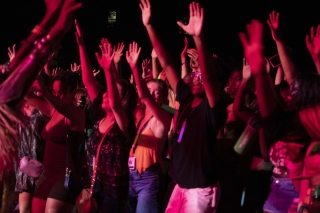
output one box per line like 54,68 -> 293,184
52,0 -> 82,36
242,58 -> 251,79
142,58 -> 151,75
306,25 -> 320,57
151,48 -> 157,59
71,62 -> 81,73
238,20 -> 265,74
75,19 -> 84,45
8,44 -> 16,62
267,10 -> 282,41
113,42 -> 125,64
52,67 -> 62,76
92,69 -> 101,77
95,38 -> 114,71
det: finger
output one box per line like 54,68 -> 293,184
139,3 -> 144,11
12,44 -> 16,52
145,0 -> 151,8
99,45 -> 104,54
140,0 -> 147,8
177,21 -> 186,31
306,35 -> 311,45
189,3 -> 193,17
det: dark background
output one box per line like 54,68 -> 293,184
1,0 -> 320,78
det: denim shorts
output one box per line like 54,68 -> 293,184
263,177 -> 299,213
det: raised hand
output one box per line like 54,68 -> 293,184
51,0 -> 82,38
139,0 -> 152,26
8,44 -> 16,62
242,58 -> 251,79
52,67 -> 62,76
95,39 -> 114,71
126,42 -> 142,68
306,25 -> 320,57
92,69 -> 101,77
177,2 -> 204,37
151,48 -> 157,59
71,62 -> 81,73
113,42 -> 125,64
142,58 -> 152,75
267,10 -> 281,41
75,19 -> 84,45
181,37 -> 189,59
239,20 -> 265,74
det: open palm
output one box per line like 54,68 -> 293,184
177,2 -> 203,37
126,42 -> 141,68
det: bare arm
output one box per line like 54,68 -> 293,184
239,20 -> 277,118
113,42 -> 125,79
151,49 -> 161,79
181,37 -> 189,79
75,20 -> 99,102
140,0 -> 180,93
126,42 -> 171,130
267,11 -> 298,85
96,39 -> 128,133
233,61 -> 254,122
178,2 -> 220,108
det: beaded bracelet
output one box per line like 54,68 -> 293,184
31,25 -> 46,36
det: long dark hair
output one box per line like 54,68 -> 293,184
294,72 -> 320,110
116,79 -> 138,119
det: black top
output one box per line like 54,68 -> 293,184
169,79 -> 227,188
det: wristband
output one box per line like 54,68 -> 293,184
31,25 -> 46,36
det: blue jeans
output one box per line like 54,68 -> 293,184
263,177 -> 299,213
127,164 -> 163,213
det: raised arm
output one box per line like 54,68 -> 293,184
126,42 -> 171,129
239,20 -> 277,118
181,37 -> 190,79
34,77 -> 85,130
8,0 -> 65,71
96,39 -> 128,133
113,42 -> 125,79
306,25 -> 320,74
267,11 -> 298,85
151,49 -> 161,79
140,0 -> 180,93
177,2 -> 220,108
233,59 -> 254,122
75,19 -> 99,102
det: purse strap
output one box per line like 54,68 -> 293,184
65,117 -> 70,176
89,123 -> 112,197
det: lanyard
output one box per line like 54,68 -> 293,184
132,116 -> 153,154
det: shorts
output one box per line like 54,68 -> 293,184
263,177 -> 299,213
33,172 -> 82,204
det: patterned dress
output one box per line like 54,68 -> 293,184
87,121 -> 131,197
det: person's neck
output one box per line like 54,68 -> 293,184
191,96 -> 203,108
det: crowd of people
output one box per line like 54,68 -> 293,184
1,0 -> 320,213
